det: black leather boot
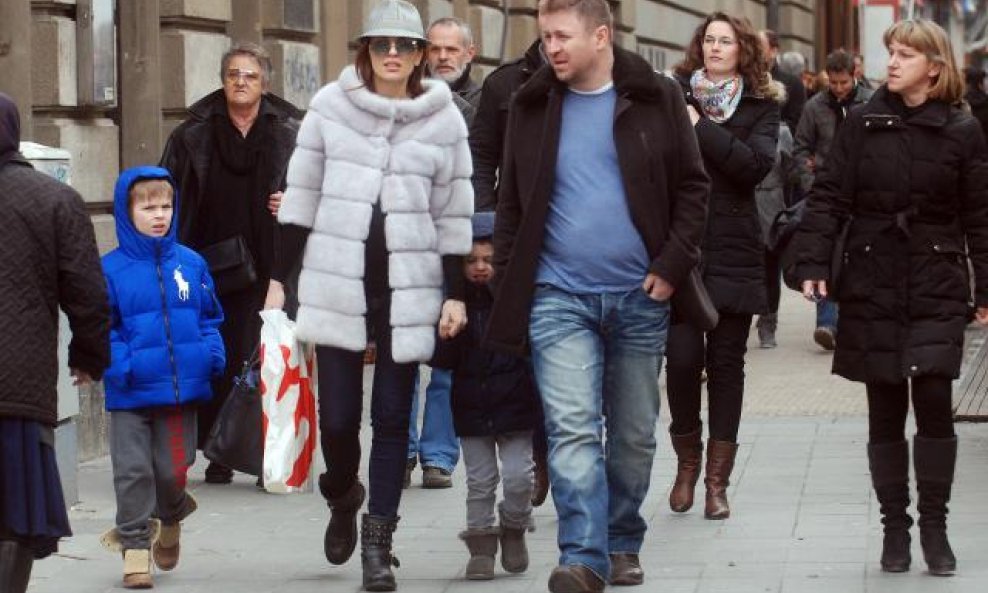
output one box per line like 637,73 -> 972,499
0,539 -> 34,593
914,435 -> 957,576
361,514 -> 400,592
868,440 -> 913,572
323,480 -> 366,565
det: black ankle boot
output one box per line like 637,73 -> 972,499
361,514 -> 400,592
0,539 -> 34,593
868,440 -> 913,572
323,480 -> 366,565
914,436 -> 957,576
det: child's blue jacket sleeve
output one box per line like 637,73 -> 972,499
198,266 -> 226,378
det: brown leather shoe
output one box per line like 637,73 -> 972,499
548,564 -> 605,593
609,553 -> 644,586
704,439 -> 739,520
532,450 -> 550,507
669,428 -> 703,512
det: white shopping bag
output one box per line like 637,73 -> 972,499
259,309 -> 317,493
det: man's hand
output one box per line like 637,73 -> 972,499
802,279 -> 828,302
268,191 -> 284,217
264,280 -> 286,310
439,299 -> 467,339
686,105 -> 701,126
643,273 -> 674,301
976,306 -> 988,326
71,368 -> 93,386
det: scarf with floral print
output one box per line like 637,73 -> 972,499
690,69 -> 744,123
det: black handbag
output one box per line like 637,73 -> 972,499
203,354 -> 262,476
671,267 -> 720,331
200,235 -> 257,296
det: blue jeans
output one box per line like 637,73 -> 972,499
816,298 -> 838,330
407,368 -> 459,472
528,285 -> 670,581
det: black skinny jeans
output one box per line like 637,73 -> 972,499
316,293 -> 417,518
865,376 -> 956,444
664,313 -> 753,442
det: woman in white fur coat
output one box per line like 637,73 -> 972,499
264,1 -> 473,590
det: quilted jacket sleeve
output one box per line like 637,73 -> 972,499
197,263 -> 227,377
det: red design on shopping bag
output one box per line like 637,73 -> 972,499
259,310 -> 318,493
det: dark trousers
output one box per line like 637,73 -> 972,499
665,313 -> 753,442
315,295 -> 417,518
763,249 -> 781,315
866,376 -> 956,444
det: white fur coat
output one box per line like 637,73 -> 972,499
279,66 -> 474,362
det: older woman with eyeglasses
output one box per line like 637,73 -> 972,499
264,1 -> 473,590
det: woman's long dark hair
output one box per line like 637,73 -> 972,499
353,39 -> 427,97
674,11 -> 777,99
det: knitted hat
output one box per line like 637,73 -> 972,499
471,211 -> 495,241
360,0 -> 427,41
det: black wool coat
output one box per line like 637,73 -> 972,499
486,47 -> 710,354
793,87 -> 988,384
432,284 -> 539,437
676,74 -> 781,315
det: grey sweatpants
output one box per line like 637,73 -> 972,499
460,431 -> 534,530
110,405 -> 197,550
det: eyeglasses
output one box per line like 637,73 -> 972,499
225,69 -> 261,84
703,36 -> 736,47
368,37 -> 422,56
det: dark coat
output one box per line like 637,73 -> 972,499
432,284 -> 539,437
676,74 -> 781,314
159,90 -> 302,262
449,64 -> 483,126
793,87 -> 988,384
794,84 -> 873,193
486,47 -> 710,354
468,40 -> 543,211
772,64 -> 807,133
965,86 -> 988,143
0,159 -> 110,425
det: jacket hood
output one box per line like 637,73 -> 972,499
113,166 -> 179,260
516,45 -> 667,106
0,92 -> 19,170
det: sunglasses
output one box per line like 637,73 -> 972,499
225,69 -> 261,83
368,37 -> 422,56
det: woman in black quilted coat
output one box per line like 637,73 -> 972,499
794,20 -> 988,577
664,12 -> 781,522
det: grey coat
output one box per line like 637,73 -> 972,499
794,85 -> 873,193
754,122 -> 794,245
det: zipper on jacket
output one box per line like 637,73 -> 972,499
156,245 -> 181,403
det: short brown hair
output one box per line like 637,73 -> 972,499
824,50 -> 855,76
883,19 -> 964,104
128,179 -> 173,210
675,12 -> 775,99
538,0 -> 613,31
352,39 -> 427,98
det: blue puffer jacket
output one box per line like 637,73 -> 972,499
102,166 -> 225,411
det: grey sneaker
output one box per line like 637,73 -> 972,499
422,466 -> 452,489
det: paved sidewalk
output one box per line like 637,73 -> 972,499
28,292 -> 988,592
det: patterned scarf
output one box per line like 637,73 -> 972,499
690,69 -> 744,124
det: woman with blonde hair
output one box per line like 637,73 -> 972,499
794,19 -> 988,576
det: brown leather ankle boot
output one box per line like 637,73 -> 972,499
669,428 -> 703,512
704,440 -> 739,520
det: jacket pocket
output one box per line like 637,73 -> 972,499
836,235 -> 875,302
924,238 -> 972,303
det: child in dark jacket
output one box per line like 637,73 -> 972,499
432,211 -> 539,580
100,166 -> 225,589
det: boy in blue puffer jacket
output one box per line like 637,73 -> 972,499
100,166 -> 225,589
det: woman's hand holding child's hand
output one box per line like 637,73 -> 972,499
439,299 -> 467,339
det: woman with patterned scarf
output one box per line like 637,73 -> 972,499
664,11 -> 783,521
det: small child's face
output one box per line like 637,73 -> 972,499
130,192 -> 173,238
464,241 -> 494,285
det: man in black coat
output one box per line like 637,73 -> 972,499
759,29 -> 807,133
964,66 -> 988,141
0,93 -> 110,593
488,2 -> 708,590
426,17 -> 481,125
160,42 -> 302,484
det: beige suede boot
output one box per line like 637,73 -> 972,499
122,549 -> 153,589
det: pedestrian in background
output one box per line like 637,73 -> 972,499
99,167 -> 225,588
432,212 -> 538,581
665,11 -> 781,521
794,19 -> 988,577
160,42 -> 302,485
266,0 -> 473,590
0,93 -> 110,593
963,66 -> 988,141
792,49 -> 873,351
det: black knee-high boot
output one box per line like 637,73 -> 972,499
361,514 -> 399,592
914,435 -> 957,576
0,539 -> 34,593
868,440 -> 912,572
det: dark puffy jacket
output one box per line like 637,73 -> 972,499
676,74 -> 782,314
794,84 -> 873,193
433,284 -> 539,437
102,166 -> 225,410
793,87 -> 988,384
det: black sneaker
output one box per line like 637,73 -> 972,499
813,326 -> 836,351
204,461 -> 233,484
